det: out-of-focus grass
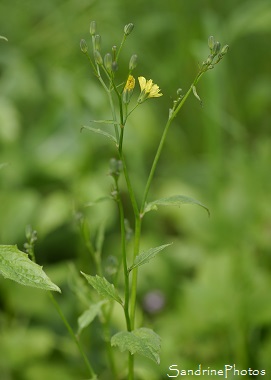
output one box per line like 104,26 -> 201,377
1,0 -> 271,378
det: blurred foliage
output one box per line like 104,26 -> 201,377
1,0 -> 271,378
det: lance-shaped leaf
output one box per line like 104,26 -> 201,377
81,272 -> 123,306
143,194 -> 210,217
129,243 -> 172,272
0,36 -> 8,41
111,327 -> 161,364
192,85 -> 203,106
77,300 -> 107,335
0,245 -> 61,292
81,125 -> 117,144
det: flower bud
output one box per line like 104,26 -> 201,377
104,53 -> 113,72
206,55 -> 213,65
129,54 -> 138,71
80,39 -> 88,53
213,41 -> 221,56
90,21 -> 96,36
122,75 -> 135,104
208,35 -> 215,51
112,61 -> 118,72
112,45 -> 117,61
94,34 -> 101,51
221,44 -> 229,55
94,50 -> 103,65
124,23 -> 134,36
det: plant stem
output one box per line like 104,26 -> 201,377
140,72 -> 204,214
128,354 -> 134,380
49,292 -> 97,379
129,71 -> 206,334
129,216 -> 141,329
115,180 -> 131,332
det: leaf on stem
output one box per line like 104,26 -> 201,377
111,327 -> 161,364
143,194 -> 210,217
77,300 -> 107,335
129,243 -> 172,272
81,272 -> 123,305
81,125 -> 117,144
0,245 -> 61,292
192,85 -> 203,106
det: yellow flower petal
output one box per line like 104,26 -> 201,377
124,75 -> 135,91
137,76 -> 162,102
138,76 -> 146,92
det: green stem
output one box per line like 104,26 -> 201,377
49,293 -> 97,379
129,216 -> 141,329
140,72 -> 204,214
118,150 -> 140,218
115,180 -> 131,332
129,71 -> 206,333
102,315 -> 118,379
116,34 -> 127,62
128,354 -> 134,380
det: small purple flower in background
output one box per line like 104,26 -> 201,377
142,290 -> 166,314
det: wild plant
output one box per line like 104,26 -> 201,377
0,23 -> 228,380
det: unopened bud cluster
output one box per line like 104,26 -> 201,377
80,20 -> 135,78
201,35 -> 229,73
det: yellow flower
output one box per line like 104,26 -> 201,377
124,75 -> 135,91
137,76 -> 163,103
123,75 -> 135,104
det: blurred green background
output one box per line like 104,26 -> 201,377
1,0 -> 271,379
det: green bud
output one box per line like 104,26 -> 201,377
94,34 -> 101,51
129,54 -> 138,71
104,53 -> 113,72
208,35 -> 215,51
90,21 -> 96,36
122,90 -> 130,105
213,41 -> 221,55
221,44 -> 229,55
206,55 -> 213,65
112,61 -> 118,72
80,39 -> 88,53
94,50 -> 103,65
124,23 -> 134,36
112,45 -> 117,61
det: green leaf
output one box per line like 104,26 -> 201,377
81,125 -> 117,144
81,272 -> 123,305
129,243 -> 172,272
144,194 -> 210,217
111,327 -> 161,364
192,85 -> 203,106
0,245 -> 61,292
77,300 -> 106,335
0,35 -> 8,41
